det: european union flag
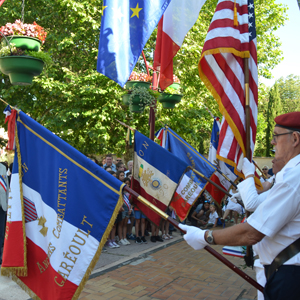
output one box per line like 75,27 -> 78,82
97,0 -> 171,87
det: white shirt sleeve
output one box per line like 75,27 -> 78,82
238,178 -> 269,212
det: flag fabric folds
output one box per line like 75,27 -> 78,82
132,130 -> 189,226
206,118 -> 237,205
156,127 -> 215,221
1,110 -> 124,300
97,0 -> 171,87
154,0 -> 206,90
198,0 -> 258,177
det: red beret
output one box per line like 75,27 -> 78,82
275,112 -> 300,131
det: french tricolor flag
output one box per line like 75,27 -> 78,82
154,0 -> 206,90
132,130 -> 189,226
1,110 -> 124,300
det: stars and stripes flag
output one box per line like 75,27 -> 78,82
198,0 -> 258,178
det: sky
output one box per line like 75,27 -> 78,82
260,0 -> 300,86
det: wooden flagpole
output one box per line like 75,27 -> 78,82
124,184 -> 264,293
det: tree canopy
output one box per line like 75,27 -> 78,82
0,0 -> 288,158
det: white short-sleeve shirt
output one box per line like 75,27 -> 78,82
247,154 -> 300,265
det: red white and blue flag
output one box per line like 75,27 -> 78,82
155,127 -> 215,221
1,110 -> 124,300
132,130 -> 190,226
206,118 -> 237,205
154,0 -> 207,90
198,0 -> 258,178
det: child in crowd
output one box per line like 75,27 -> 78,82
204,203 -> 219,229
116,170 -> 125,181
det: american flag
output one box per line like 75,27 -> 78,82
198,0 -> 258,177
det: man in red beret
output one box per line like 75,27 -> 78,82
179,112 -> 300,300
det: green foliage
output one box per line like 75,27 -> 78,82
265,84 -> 282,156
25,50 -> 53,66
0,0 -> 289,158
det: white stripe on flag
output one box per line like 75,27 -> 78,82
133,152 -> 178,206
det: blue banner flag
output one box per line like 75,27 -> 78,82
155,127 -> 216,219
161,127 -> 216,184
1,110 -> 124,300
132,130 -> 189,226
97,0 -> 171,87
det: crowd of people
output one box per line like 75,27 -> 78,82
91,154 -> 177,251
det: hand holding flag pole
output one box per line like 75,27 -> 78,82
123,184 -> 264,293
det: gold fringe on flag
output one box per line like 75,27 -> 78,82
234,0 -> 239,27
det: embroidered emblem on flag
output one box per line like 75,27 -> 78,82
24,196 -> 38,223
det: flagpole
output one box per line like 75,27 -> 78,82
244,57 -> 251,160
124,185 -> 264,293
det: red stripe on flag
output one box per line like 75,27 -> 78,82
154,17 -> 180,90
2,221 -> 25,268
205,174 -> 225,205
132,178 -> 167,226
18,238 -> 77,300
170,191 -> 192,222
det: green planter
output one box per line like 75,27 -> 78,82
158,93 -> 182,109
122,94 -> 130,106
0,56 -> 44,85
125,81 -> 151,89
129,95 -> 146,113
6,36 -> 41,52
168,83 -> 180,90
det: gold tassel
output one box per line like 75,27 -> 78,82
234,0 -> 239,27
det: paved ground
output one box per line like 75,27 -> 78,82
0,227 -> 258,300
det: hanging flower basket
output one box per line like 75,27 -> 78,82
5,36 -> 41,51
0,56 -> 44,85
125,70 -> 152,89
158,93 -> 182,109
129,95 -> 146,113
125,81 -> 151,89
0,20 -> 51,85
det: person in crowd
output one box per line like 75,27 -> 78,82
179,112 -> 300,300
116,157 -> 123,164
134,206 -> 147,244
260,165 -> 271,182
116,170 -> 125,182
123,178 -> 136,241
124,160 -> 133,176
221,187 -> 244,226
126,172 -> 132,180
150,223 -> 163,243
108,170 -> 116,177
104,166 -> 112,172
191,199 -> 210,227
103,154 -> 117,172
203,203 -> 219,229
0,162 -> 9,265
116,162 -> 125,172
161,207 -> 173,240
